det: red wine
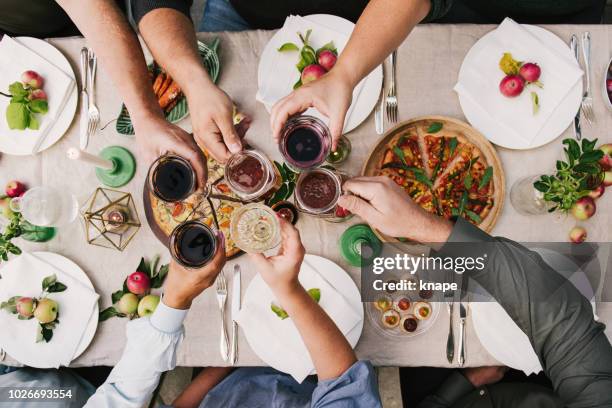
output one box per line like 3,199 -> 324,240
280,116 -> 330,170
150,155 -> 195,202
170,221 -> 217,268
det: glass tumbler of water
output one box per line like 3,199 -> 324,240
9,186 -> 79,227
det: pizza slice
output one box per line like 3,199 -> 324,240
421,133 -> 468,181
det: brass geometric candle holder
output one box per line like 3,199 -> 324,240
81,188 -> 141,251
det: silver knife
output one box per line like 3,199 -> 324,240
230,264 -> 241,365
458,275 -> 468,367
79,47 -> 89,150
444,271 -> 456,364
570,35 -> 582,141
375,82 -> 384,135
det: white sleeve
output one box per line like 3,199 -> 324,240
84,299 -> 188,408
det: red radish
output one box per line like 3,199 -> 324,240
519,63 -> 541,83
301,64 -> 326,85
21,70 -> 44,89
499,75 -> 525,97
569,226 -> 587,243
571,196 -> 596,220
317,50 -> 337,71
29,89 -> 47,101
588,185 -> 605,199
607,79 -> 612,93
5,180 -> 26,198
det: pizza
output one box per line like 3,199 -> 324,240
376,120 -> 495,226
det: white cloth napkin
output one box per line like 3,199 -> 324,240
0,253 -> 99,367
236,259 -> 362,382
0,36 -> 75,153
454,18 -> 582,146
256,15 -> 366,132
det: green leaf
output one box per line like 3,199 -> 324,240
266,183 -> 288,207
579,150 -> 604,164
458,191 -> 468,215
563,139 -> 580,161
274,161 -> 287,180
574,163 -> 601,174
531,92 -> 539,115
47,282 -> 67,293
277,42 -> 299,52
27,113 -> 39,130
292,78 -> 302,90
413,170 -> 433,188
38,324 -> 53,343
6,102 -> 29,130
464,210 -> 482,223
296,57 -> 308,72
448,137 -> 458,157
307,288 -> 321,303
286,181 -> 296,199
427,122 -> 443,133
28,99 -> 48,114
8,82 -> 27,98
151,264 -> 169,289
136,257 -> 151,277
316,41 -> 337,55
42,274 -> 57,290
111,290 -> 124,304
271,303 -> 289,320
479,167 -> 493,190
463,173 -> 473,190
581,138 -> 597,153
99,306 -> 120,322
499,53 -> 522,75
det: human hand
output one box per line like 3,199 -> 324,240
338,176 -> 453,243
162,232 -> 226,310
249,217 -> 305,296
270,70 -> 353,150
188,82 -> 242,163
134,114 -> 208,189
463,366 -> 508,388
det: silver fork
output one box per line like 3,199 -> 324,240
86,49 -> 100,137
580,32 -> 594,124
385,50 -> 398,123
215,271 -> 230,362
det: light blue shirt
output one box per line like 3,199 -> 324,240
0,299 -> 381,407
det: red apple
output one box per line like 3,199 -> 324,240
21,70 -> 44,89
16,297 -> 36,318
598,143 -> 612,171
301,64 -> 326,85
499,75 -> 525,97
571,196 -> 596,220
607,79 -> 612,93
317,50 -> 337,71
603,170 -> 612,187
519,63 -> 541,83
569,226 -> 587,243
126,271 -> 151,295
588,184 -> 605,199
5,180 -> 26,198
29,89 -> 47,101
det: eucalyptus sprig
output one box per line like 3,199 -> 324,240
534,138 -> 604,213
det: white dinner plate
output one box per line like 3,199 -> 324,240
471,248 -> 595,374
457,25 -> 582,150
0,37 -> 78,156
0,252 -> 99,368
257,14 -> 383,134
240,254 -> 364,376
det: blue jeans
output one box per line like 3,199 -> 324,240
198,0 -> 250,32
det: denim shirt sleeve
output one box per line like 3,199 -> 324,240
311,361 -> 382,407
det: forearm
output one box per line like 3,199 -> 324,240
436,218 -> 612,406
55,0 -> 163,128
333,0 -> 431,88
275,284 -> 357,381
138,8 -> 212,101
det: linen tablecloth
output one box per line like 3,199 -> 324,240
0,24 -> 610,368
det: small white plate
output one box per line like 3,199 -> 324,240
470,248 -> 595,374
0,37 -> 78,156
458,25 -> 582,150
240,254 -> 364,376
257,14 -> 383,134
0,252 -> 98,368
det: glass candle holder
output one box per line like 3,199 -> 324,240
510,175 -> 551,215
294,167 -> 353,222
224,149 -> 281,202
279,115 -> 331,171
148,154 -> 196,203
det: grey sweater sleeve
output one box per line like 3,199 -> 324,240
435,218 -> 612,408
422,0 -> 454,22
131,0 -> 193,24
